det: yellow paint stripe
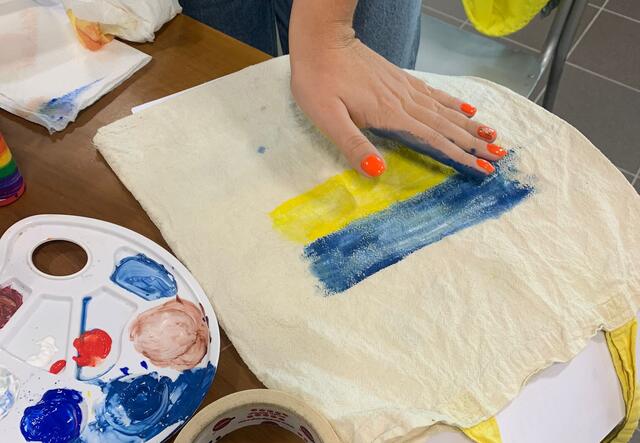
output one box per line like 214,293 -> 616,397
270,148 -> 454,244
0,147 -> 12,168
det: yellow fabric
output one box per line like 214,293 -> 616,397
462,417 -> 502,443
460,319 -> 639,443
602,319 -> 640,443
461,0 -> 549,37
269,148 -> 453,244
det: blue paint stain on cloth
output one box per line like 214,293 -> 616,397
20,389 -> 83,443
81,363 -> 216,442
370,128 -> 490,179
304,159 -> 534,294
38,80 -> 100,127
111,254 -> 178,301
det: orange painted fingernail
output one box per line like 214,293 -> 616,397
360,154 -> 386,177
460,103 -> 476,117
477,158 -> 495,174
477,126 -> 496,141
487,143 -> 507,158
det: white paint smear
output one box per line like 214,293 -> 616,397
26,336 -> 58,368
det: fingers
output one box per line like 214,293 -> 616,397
431,103 -> 498,144
315,100 -> 386,177
405,103 -> 507,162
376,113 -> 496,178
405,74 -> 484,120
408,85 -> 498,143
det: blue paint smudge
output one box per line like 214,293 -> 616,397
21,389 -> 83,443
76,296 -> 91,381
81,363 -> 216,442
0,367 -> 18,419
111,254 -> 178,301
140,361 -> 148,370
257,146 -> 267,154
0,386 -> 16,419
76,296 -> 114,382
120,367 -> 130,376
370,128 -> 488,179
79,296 -> 91,336
304,159 -> 534,294
38,80 -> 100,126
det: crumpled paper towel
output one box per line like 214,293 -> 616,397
0,0 -> 151,132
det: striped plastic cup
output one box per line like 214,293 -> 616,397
0,132 -> 25,207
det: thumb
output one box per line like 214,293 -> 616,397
316,101 -> 386,177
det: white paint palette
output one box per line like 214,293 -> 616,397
0,215 -> 220,443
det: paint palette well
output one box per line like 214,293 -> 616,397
0,215 -> 220,443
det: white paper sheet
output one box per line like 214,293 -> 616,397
0,0 -> 150,132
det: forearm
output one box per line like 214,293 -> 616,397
289,0 -> 359,60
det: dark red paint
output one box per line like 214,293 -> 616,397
0,286 -> 23,329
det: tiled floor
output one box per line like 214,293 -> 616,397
422,0 -> 640,193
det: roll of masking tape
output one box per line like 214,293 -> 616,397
175,389 -> 341,443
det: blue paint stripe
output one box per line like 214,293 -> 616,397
303,164 -> 533,294
76,296 -> 92,380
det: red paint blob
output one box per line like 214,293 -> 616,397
49,359 -> 66,374
72,328 -> 112,367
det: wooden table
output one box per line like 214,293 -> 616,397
0,14 -> 300,442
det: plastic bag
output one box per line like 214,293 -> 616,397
61,0 -> 181,42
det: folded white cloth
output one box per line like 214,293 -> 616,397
0,0 -> 150,132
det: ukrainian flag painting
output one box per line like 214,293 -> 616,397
270,148 -> 534,295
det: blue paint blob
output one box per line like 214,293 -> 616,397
370,128 -> 488,179
20,389 -> 83,443
111,254 -> 178,301
120,367 -> 130,376
38,80 -> 100,127
140,361 -> 148,370
304,158 -> 534,294
257,146 -> 267,154
82,363 -> 216,441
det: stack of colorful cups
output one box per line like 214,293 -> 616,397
0,132 -> 25,207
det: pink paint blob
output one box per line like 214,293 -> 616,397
49,360 -> 66,374
0,286 -> 23,329
73,329 -> 112,367
129,297 -> 209,370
